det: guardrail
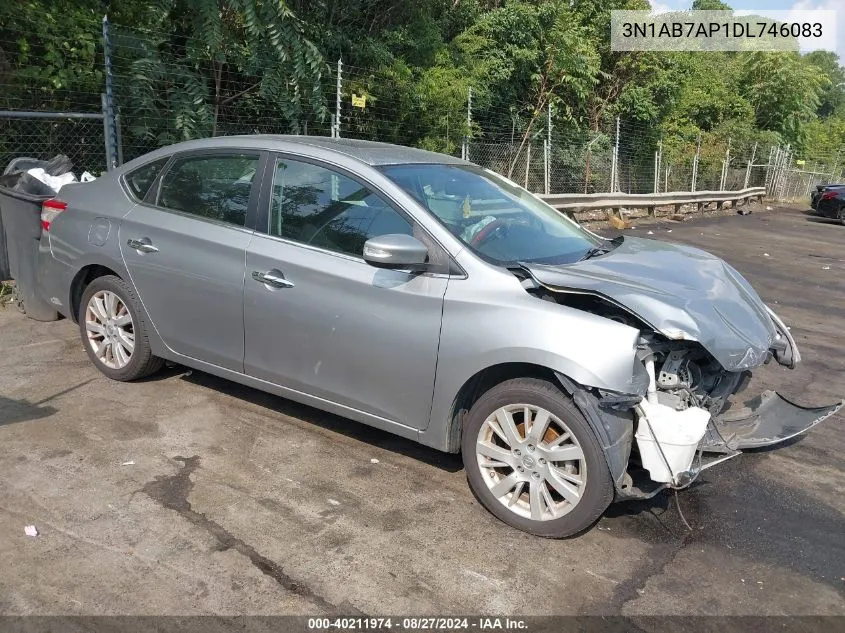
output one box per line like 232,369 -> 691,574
538,187 -> 766,217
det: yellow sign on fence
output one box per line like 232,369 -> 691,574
351,94 -> 367,108
796,159 -> 806,166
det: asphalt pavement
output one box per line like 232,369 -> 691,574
0,206 -> 843,615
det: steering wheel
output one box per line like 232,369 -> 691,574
471,219 -> 509,247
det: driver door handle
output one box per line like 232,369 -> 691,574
252,269 -> 295,289
127,237 -> 159,254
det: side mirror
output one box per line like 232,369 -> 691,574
363,234 -> 429,271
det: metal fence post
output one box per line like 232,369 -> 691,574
101,15 -> 120,170
524,143 -> 531,190
462,87 -> 472,161
545,102 -> 551,194
719,137 -> 731,190
776,144 -> 791,200
101,94 -> 114,169
765,146 -> 778,195
744,142 -> 757,189
610,116 -> 619,193
691,132 -> 701,192
653,139 -> 662,194
543,140 -> 549,194
334,58 -> 342,139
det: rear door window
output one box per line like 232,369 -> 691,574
157,153 -> 260,227
124,157 -> 169,201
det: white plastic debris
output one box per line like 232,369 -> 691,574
763,253 -> 770,257
80,171 -> 96,183
26,168 -> 77,193
765,206 -> 773,211
647,230 -> 654,235
327,498 -> 340,506
370,458 -> 380,464
24,525 -> 38,537
121,460 -> 135,466
822,266 -> 831,270
666,230 -> 672,233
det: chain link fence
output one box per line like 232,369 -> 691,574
0,114 -> 107,175
0,13 -> 842,200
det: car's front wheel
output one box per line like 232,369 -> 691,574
78,275 -> 164,381
462,377 -> 614,537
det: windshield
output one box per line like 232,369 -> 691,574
379,163 -> 602,265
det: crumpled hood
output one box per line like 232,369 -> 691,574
524,236 -> 777,371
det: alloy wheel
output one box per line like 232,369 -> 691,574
85,290 -> 135,369
475,403 -> 587,521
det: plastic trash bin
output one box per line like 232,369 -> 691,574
0,183 -> 59,321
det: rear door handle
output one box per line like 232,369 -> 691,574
127,237 -> 159,254
252,269 -> 295,289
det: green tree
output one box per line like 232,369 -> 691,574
739,52 -> 829,147
805,50 -> 845,119
120,0 -> 325,144
691,0 -> 732,10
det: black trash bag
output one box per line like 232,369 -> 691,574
42,154 -> 74,177
3,154 -> 74,177
0,172 -> 21,188
9,172 -> 59,197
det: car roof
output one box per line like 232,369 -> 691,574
126,135 -> 469,168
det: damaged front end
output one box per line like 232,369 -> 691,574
628,334 -> 840,493
516,237 -> 842,498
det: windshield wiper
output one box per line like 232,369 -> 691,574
579,236 -> 623,261
578,235 -> 625,262
579,247 -> 609,261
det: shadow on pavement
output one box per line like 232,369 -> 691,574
178,368 -> 464,474
0,378 -> 95,426
0,395 -> 56,426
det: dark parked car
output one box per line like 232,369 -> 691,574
811,183 -> 845,217
814,186 -> 845,224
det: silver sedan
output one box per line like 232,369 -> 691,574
35,136 -> 842,537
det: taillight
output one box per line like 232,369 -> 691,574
821,190 -> 840,200
40,199 -> 67,231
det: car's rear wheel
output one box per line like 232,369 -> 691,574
78,275 -> 163,381
462,377 -> 614,538
838,203 -> 845,226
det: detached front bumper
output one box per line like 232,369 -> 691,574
617,391 -> 842,499
702,390 -> 843,453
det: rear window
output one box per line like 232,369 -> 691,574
124,157 -> 169,201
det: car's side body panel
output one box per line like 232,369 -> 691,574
36,176 -> 136,319
244,233 -> 448,427
118,206 -> 254,372
419,261 -> 644,451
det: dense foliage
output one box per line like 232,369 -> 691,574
1,0 -> 843,177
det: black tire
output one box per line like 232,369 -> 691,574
78,275 -> 164,381
838,203 -> 845,226
462,377 -> 614,538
